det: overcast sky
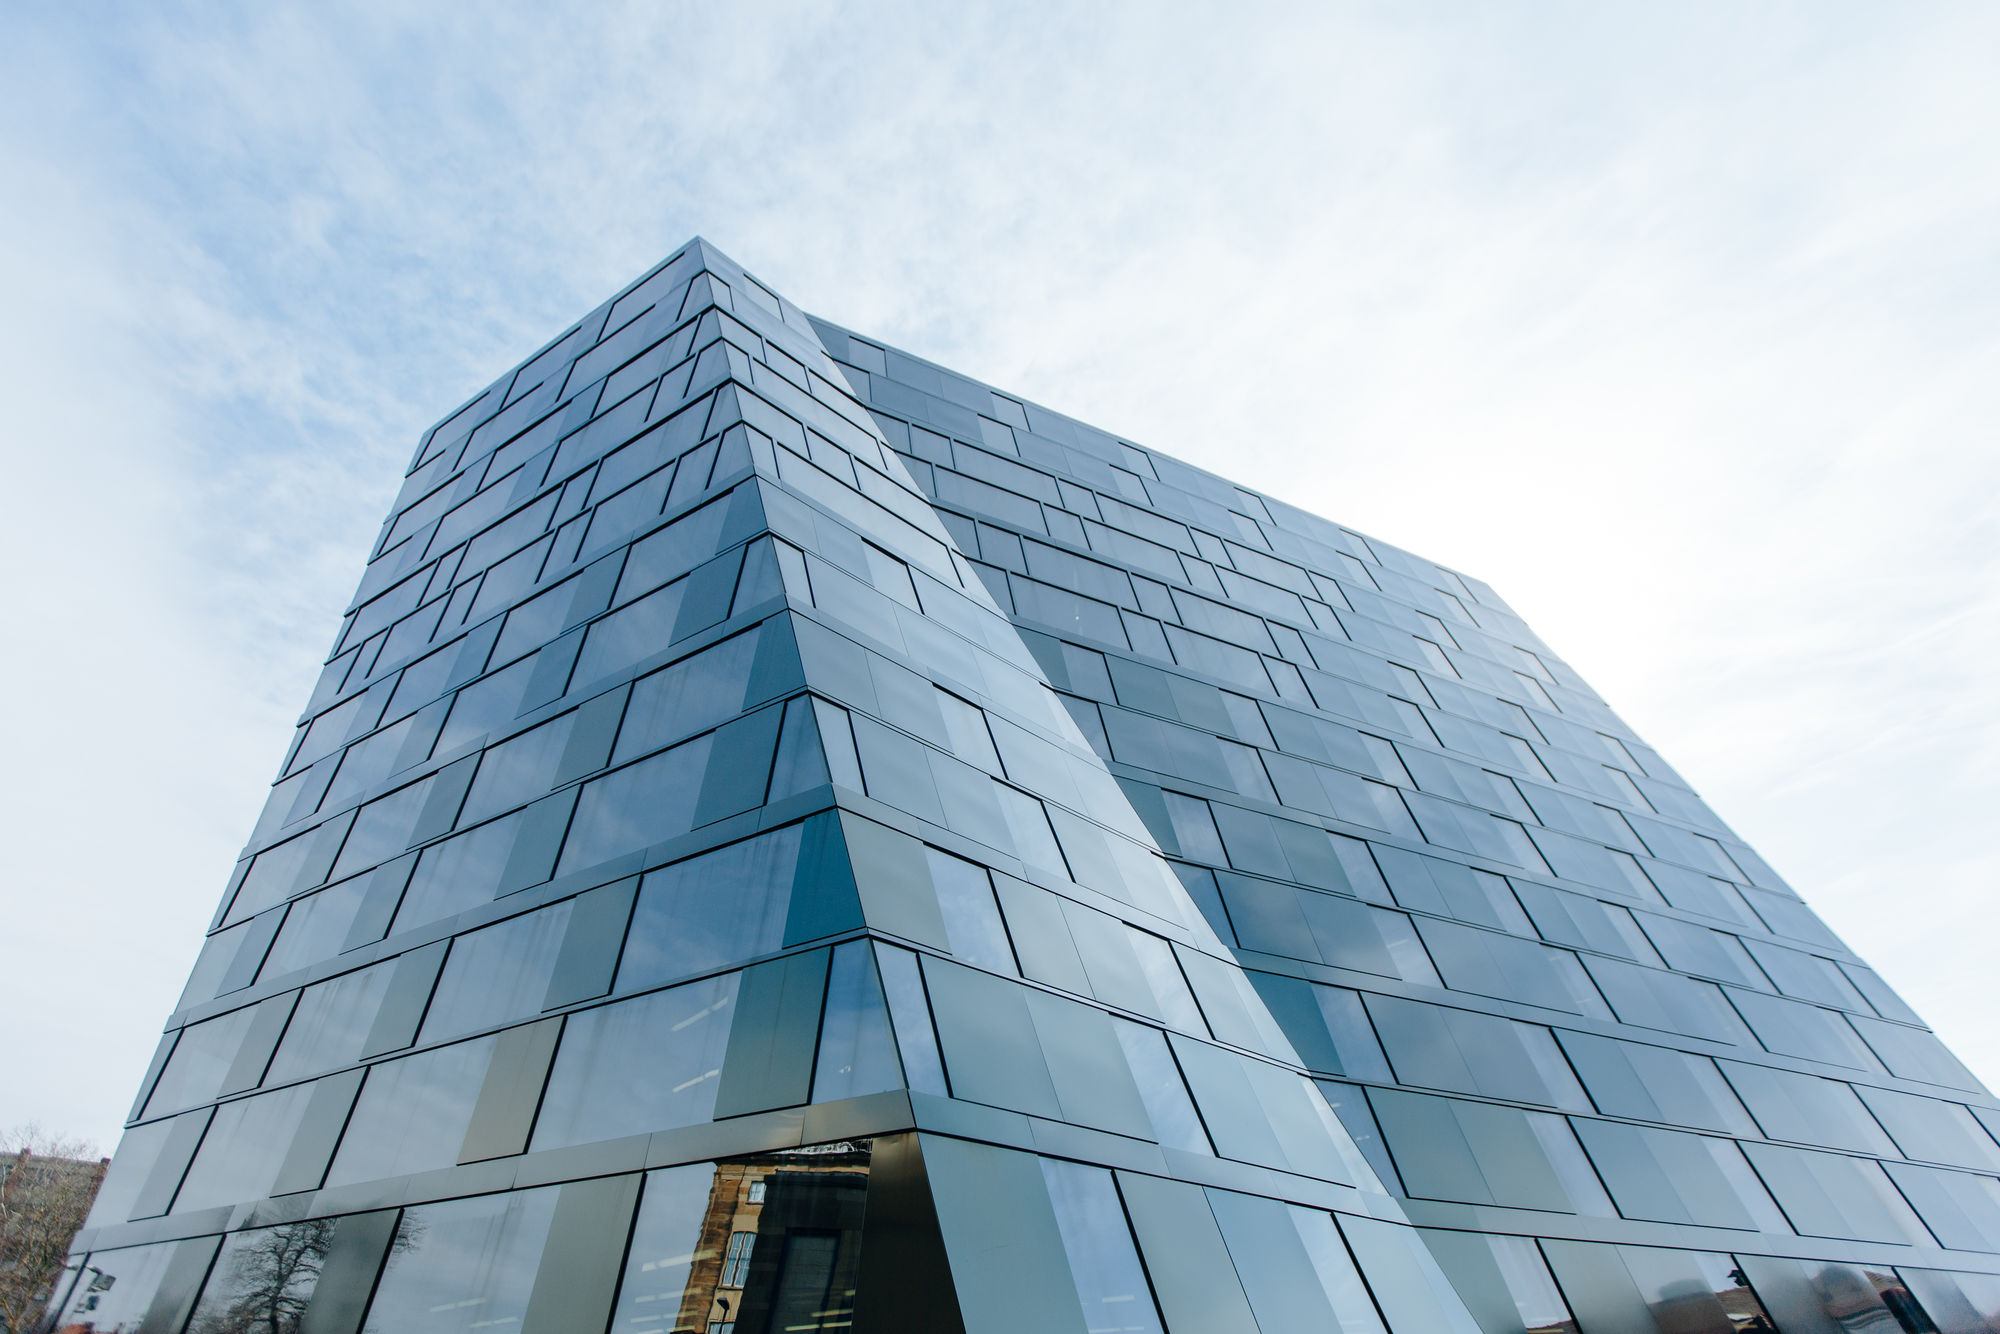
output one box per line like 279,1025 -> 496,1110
3,3 -> 1996,1151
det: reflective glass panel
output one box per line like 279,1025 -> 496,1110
185,1219 -> 335,1334
610,1144 -> 873,1334
324,1036 -> 495,1186
265,962 -> 395,1084
260,876 -> 372,981
144,1008 -> 258,1118
812,940 -> 904,1103
616,827 -> 802,991
926,848 -> 1015,973
47,1241 -> 179,1334
419,900 -> 573,1042
173,1083 -> 316,1213
1042,1158 -> 1166,1334
557,734 -> 715,876
361,1187 -> 560,1334
532,974 -> 739,1150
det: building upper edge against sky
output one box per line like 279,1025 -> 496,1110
398,235 -> 1677,828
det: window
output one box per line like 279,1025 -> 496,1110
615,825 -> 804,991
361,1188 -> 560,1334
721,1230 -> 756,1287
1040,1159 -> 1166,1334
530,973 -> 739,1151
183,1221 -> 334,1333
418,899 -> 574,1042
324,1036 -> 495,1187
747,1179 -> 767,1203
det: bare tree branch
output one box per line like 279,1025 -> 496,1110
0,1125 -> 105,1334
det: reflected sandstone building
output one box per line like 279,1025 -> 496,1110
43,240 -> 2000,1334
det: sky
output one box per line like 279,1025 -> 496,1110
2,2 -> 1996,1152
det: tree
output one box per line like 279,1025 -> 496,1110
0,1126 -> 104,1334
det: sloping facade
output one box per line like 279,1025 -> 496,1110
46,239 -> 2000,1334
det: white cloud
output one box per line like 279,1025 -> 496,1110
2,0 -> 1996,1147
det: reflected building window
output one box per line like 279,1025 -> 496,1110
1870,1270 -> 1942,1334
609,1140 -> 872,1334
720,1231 -> 755,1287
186,1220 -> 335,1334
1805,1264 -> 1930,1334
1739,1256 -> 1940,1334
1618,1246 -> 1777,1334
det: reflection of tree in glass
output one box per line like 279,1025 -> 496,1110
189,1220 -> 335,1334
189,1217 -> 423,1334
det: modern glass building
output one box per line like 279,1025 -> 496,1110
45,238 -> 2000,1334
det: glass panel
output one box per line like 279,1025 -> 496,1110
327,781 -> 432,885
324,1036 -> 496,1186
178,922 -> 251,1010
1810,1263 -> 1926,1334
458,715 -> 573,826
576,579 -> 691,687
1291,1207 -> 1391,1334
765,695 -> 831,802
1338,1213 -> 1485,1334
144,1007 -> 258,1117
532,974 -> 740,1150
937,690 -> 1002,771
616,826 -> 804,991
732,536 -> 785,613
607,629 -> 760,762
1128,933 -> 1207,1035
617,495 -> 733,601
420,900 -> 574,1042
811,699 -> 864,791
259,876 -> 372,980
1111,1018 -> 1212,1154
265,962 -> 395,1084
1899,1269 -> 2000,1334
361,1186 -> 561,1334
925,848 -> 1015,973
391,813 -> 521,934
229,835 -> 320,927
1042,1158 -> 1166,1334
83,1120 -> 175,1229
609,1143 -> 873,1334
46,1241 -> 179,1334
812,941 -> 904,1103
1867,1271 -> 1943,1334
557,734 -> 716,876
185,1219 -> 335,1334
436,659 -> 535,756
1697,1252 -> 1780,1334
874,944 -> 948,1097
608,1162 -> 720,1332
322,715 -> 420,811
1618,1246 -> 1777,1334
173,1083 -> 316,1212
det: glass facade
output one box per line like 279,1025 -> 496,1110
45,238 -> 2000,1334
